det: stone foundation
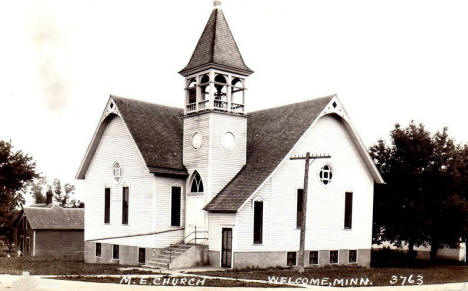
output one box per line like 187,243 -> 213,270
84,241 -> 153,265
225,249 -> 371,269
208,250 -> 220,267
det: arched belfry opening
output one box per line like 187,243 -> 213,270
179,2 -> 253,115
190,171 -> 204,193
187,78 -> 197,104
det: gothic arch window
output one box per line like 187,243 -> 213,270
190,171 -> 204,193
214,74 -> 227,101
187,78 -> 197,104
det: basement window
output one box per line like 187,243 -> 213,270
287,252 -> 297,266
309,251 -> 319,265
113,245 -> 119,260
96,243 -> 101,257
330,250 -> 338,264
349,250 -> 357,264
138,248 -> 146,264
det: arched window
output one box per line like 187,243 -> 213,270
190,171 -> 204,193
187,78 -> 197,104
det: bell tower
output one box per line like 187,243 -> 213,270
180,1 -> 253,235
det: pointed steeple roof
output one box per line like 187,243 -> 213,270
179,7 -> 253,76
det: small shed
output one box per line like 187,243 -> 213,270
15,204 -> 84,258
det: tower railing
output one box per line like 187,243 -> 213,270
198,100 -> 209,110
186,103 -> 197,113
186,100 -> 244,114
214,100 -> 228,111
231,103 -> 244,114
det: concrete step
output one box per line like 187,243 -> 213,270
145,262 -> 169,269
152,257 -> 171,263
169,244 -> 192,249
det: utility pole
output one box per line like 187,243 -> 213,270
290,152 -> 331,272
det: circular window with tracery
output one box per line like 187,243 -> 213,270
113,162 -> 122,182
319,164 -> 333,185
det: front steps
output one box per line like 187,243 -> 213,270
145,244 -> 207,269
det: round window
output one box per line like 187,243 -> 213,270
113,162 -> 122,182
222,132 -> 236,149
319,164 -> 333,185
191,132 -> 202,149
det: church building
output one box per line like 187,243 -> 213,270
77,2 -> 383,269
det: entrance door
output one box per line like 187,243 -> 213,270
221,228 -> 232,268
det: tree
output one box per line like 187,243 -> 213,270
29,175 -> 48,204
0,141 -> 37,247
51,178 -> 82,208
370,122 -> 468,260
370,122 -> 433,258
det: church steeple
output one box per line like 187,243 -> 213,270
179,2 -> 253,76
180,2 -> 253,115
181,1 -> 249,237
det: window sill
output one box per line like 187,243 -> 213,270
343,228 -> 352,231
112,258 -> 120,261
252,243 -> 263,246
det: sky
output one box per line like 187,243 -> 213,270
1,0 -> 467,202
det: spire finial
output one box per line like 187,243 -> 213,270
213,0 -> 222,9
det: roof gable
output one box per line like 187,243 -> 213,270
76,96 -> 187,179
179,8 -> 253,76
112,97 -> 186,173
204,96 -> 334,212
204,95 -> 384,212
23,205 -> 84,230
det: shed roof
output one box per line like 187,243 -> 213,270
23,205 -> 84,230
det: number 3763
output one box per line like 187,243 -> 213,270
390,275 -> 423,285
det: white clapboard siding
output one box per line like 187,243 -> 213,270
85,116 -> 183,248
154,176 -> 185,231
208,212 -> 236,251
235,114 -> 374,252
183,114 -> 211,235
183,112 -> 246,235
208,113 -> 247,199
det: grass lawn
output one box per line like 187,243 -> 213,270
189,265 -> 468,287
0,257 -> 157,275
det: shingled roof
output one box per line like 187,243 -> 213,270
179,7 -> 253,76
23,205 -> 84,230
204,96 -> 334,212
112,97 -> 186,176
